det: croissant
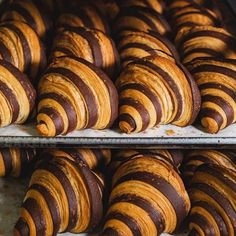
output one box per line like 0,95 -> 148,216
14,154 -> 104,235
57,2 -> 110,34
116,0 -> 165,14
37,56 -> 118,137
0,21 -> 46,82
40,148 -> 111,171
0,148 -> 36,177
117,30 -> 179,68
101,154 -> 191,236
1,0 -> 52,40
51,27 -> 120,78
182,149 -> 236,185
175,26 -> 236,64
187,58 -> 236,133
188,164 -> 236,236
116,55 -> 201,133
113,6 -> 171,37
0,60 -> 36,127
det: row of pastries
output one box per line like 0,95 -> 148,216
0,0 -> 235,136
1,147 -> 235,235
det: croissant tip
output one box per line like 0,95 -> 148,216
119,121 -> 134,134
201,117 -> 219,134
14,218 -> 30,236
36,122 -> 51,137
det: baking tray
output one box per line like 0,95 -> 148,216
0,123 -> 235,148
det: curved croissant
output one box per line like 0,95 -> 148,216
187,58 -> 236,133
116,55 -> 201,133
0,148 -> 36,177
0,60 -> 36,127
101,154 -> 190,235
117,0 -> 165,14
37,56 -> 118,137
41,148 -> 111,171
117,30 -> 179,68
51,27 -> 120,78
175,26 -> 236,64
0,21 -> 46,82
14,155 -> 104,235
1,0 -> 52,39
113,6 -> 171,37
57,2 -> 110,34
182,149 -> 236,185
188,164 -> 236,236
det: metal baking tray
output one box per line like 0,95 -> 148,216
0,123 -> 235,148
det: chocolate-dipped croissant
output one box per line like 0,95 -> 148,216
116,55 -> 201,133
0,60 -> 36,127
51,27 -> 120,78
37,56 -> 118,137
182,149 -> 236,184
118,30 -> 179,68
0,148 -> 36,177
117,0 -> 165,14
187,58 -> 236,133
113,6 -> 171,37
1,0 -> 52,40
57,2 -> 110,34
175,26 -> 236,64
188,164 -> 236,236
41,148 -> 111,171
14,155 -> 104,235
101,154 -> 191,235
0,21 -> 46,82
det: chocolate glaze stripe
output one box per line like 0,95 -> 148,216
39,107 -> 64,135
37,160 -> 78,231
183,155 -> 217,164
29,184 -> 61,235
22,198 -> 46,235
70,57 -> 118,128
1,149 -> 12,176
119,42 -> 157,53
106,212 -> 141,236
192,201 -> 228,236
1,23 -> 32,73
15,217 -> 30,236
92,149 -> 106,169
190,213 -> 216,235
183,47 -> 224,58
114,171 -> 188,228
0,80 -> 19,123
202,95 -> 234,126
119,113 -> 136,131
135,60 -> 183,121
78,162 -> 103,231
199,83 -> 236,101
120,98 -> 150,131
199,108 -> 223,129
39,93 -> 77,133
111,193 -> 165,233
19,149 -> 29,174
45,66 -> 98,128
53,46 -> 75,57
101,227 -> 120,236
178,30 -> 236,51
118,83 -> 162,125
0,40 -> 13,64
190,183 -> 236,234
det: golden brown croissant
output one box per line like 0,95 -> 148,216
0,21 -> 46,82
37,56 -> 118,137
1,0 -> 52,40
14,153 -> 104,235
57,2 -> 110,34
187,58 -> 236,133
116,55 -> 201,133
175,26 -> 236,64
182,149 -> 236,185
40,148 -> 111,171
101,153 -> 191,235
117,30 -> 179,68
188,164 -> 236,236
51,27 -> 120,78
0,59 -> 36,127
0,148 -> 36,177
113,6 -> 171,37
117,0 -> 165,14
